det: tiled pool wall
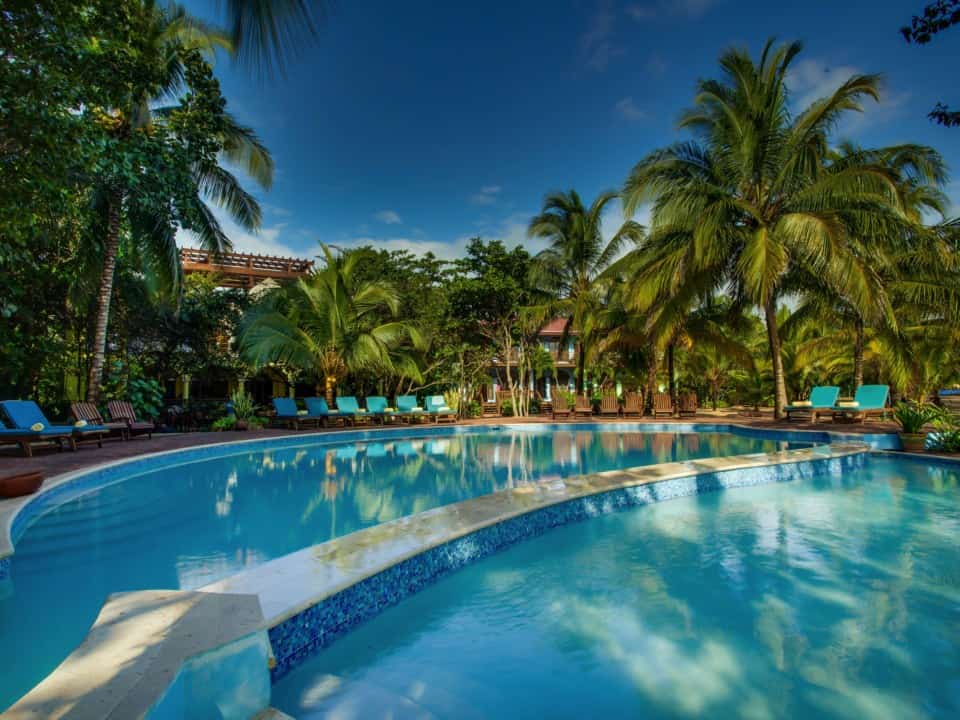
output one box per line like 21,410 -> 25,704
267,451 -> 868,681
2,421 -> 898,555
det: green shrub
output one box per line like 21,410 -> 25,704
211,415 -> 237,431
892,401 -> 938,434
230,388 -> 257,420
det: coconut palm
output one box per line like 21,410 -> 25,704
528,189 -> 644,393
622,39 -> 921,417
239,244 -> 423,401
222,1 -> 328,72
85,1 -> 272,402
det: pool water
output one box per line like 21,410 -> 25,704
272,456 -> 960,720
0,427 -> 801,710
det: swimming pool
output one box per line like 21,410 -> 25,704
271,455 -> 960,719
0,425 -> 811,710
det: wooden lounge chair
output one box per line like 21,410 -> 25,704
425,395 -> 457,424
784,386 -> 839,423
552,398 -> 572,420
574,394 -> 593,418
304,397 -> 344,426
678,392 -> 698,416
269,397 -> 319,430
0,400 -> 106,457
71,402 -> 129,440
396,395 -> 427,423
599,392 -> 620,417
365,396 -> 396,424
106,400 -> 155,438
333,396 -> 372,426
622,391 -> 643,417
831,385 -> 890,424
652,391 -> 674,417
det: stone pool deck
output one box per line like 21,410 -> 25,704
0,413 -> 900,478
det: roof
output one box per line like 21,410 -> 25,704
539,318 -> 577,337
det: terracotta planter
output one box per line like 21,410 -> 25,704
0,472 -> 44,498
899,432 -> 927,453
235,419 -> 249,431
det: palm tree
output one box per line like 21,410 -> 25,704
623,39 -> 920,418
222,1 -> 328,72
528,189 -> 643,393
85,1 -> 272,402
239,244 -> 423,401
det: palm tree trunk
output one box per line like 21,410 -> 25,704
86,189 -> 123,404
853,317 -> 864,389
646,344 -> 657,414
576,341 -> 585,394
763,297 -> 788,419
325,375 -> 335,405
667,342 -> 676,407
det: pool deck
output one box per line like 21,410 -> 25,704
0,413 -> 902,478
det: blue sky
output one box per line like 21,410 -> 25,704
184,0 -> 960,260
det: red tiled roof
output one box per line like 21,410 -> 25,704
539,318 -> 577,336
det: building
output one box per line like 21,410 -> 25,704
489,318 -> 578,402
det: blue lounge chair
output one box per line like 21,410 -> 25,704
365,396 -> 394,424
0,400 -> 107,457
396,395 -> 425,423
304,397 -> 343,426
784,386 -> 840,422
831,385 -> 890,423
270,397 -> 319,430
425,395 -> 457,424
335,396 -> 370,425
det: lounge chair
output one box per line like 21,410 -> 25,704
652,391 -> 674,417
396,395 -> 426,423
335,396 -> 371,425
425,395 -> 457,424
270,397 -> 319,430
105,400 -> 155,438
552,398 -> 572,420
0,400 -> 106,457
71,402 -> 129,440
574,394 -> 593,418
599,392 -> 620,417
622,391 -> 643,417
831,385 -> 890,424
304,397 -> 343,426
365,396 -> 396,424
678,392 -> 698,417
784,386 -> 840,423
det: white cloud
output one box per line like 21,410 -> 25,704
581,1 -> 624,72
177,206 -> 304,258
470,185 -> 503,205
616,96 -> 647,121
375,209 -> 403,225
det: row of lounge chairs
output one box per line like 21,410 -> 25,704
0,400 -> 153,457
270,395 -> 458,429
550,391 -> 699,419
784,384 -> 890,423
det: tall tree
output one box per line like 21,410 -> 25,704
528,190 -> 643,393
239,244 -> 423,401
901,0 -> 960,126
84,1 -> 272,402
623,39 -> 914,418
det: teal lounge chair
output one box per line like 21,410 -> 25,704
396,395 -> 425,423
784,386 -> 840,422
425,395 -> 457,424
0,400 -> 106,456
365,396 -> 394,424
335,396 -> 371,425
304,397 -> 343,426
270,397 -> 319,430
831,385 -> 890,423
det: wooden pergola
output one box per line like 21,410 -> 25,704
180,248 -> 313,288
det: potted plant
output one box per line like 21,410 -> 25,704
228,388 -> 262,431
892,401 -> 937,452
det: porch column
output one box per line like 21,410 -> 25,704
545,373 -> 552,401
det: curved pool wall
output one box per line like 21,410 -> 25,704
0,422 -> 899,562
0,424 -> 896,718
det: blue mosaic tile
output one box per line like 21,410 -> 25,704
267,451 -> 867,681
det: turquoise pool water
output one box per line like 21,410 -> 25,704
0,427 -> 802,710
273,455 -> 960,720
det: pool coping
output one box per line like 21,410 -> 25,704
0,421 -> 899,561
3,437 -> 874,719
